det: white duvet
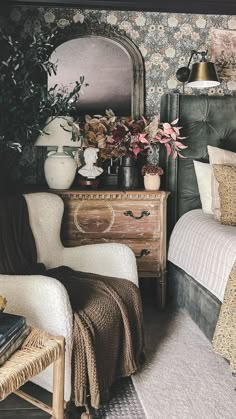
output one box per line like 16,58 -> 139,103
168,209 -> 236,302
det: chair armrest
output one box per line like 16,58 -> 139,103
0,274 -> 73,401
0,274 -> 73,339
62,243 -> 139,286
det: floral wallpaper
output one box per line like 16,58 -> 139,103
3,6 -> 236,182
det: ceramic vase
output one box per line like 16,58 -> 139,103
144,173 -> 161,191
118,155 -> 139,190
36,117 -> 79,190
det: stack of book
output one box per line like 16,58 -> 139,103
0,312 -> 31,366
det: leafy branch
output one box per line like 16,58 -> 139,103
0,28 -> 84,150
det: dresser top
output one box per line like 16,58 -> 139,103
23,186 -> 170,200
55,188 -> 169,195
54,189 -> 170,202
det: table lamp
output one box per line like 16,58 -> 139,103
35,116 -> 81,190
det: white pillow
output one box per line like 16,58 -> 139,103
208,145 -> 236,220
193,160 -> 213,215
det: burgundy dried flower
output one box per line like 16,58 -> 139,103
111,125 -> 127,142
141,164 -> 164,176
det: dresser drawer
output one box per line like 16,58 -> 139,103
61,199 -> 161,241
61,234 -> 160,277
125,239 -> 160,276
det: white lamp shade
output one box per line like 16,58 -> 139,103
35,116 -> 81,147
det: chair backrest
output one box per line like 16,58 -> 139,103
24,193 -> 64,269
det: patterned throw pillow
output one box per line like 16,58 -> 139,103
212,164 -> 236,226
208,146 -> 236,220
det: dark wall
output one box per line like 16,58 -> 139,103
9,0 -> 236,16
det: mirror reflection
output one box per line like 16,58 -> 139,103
48,36 -> 132,116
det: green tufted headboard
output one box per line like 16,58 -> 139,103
160,93 -> 236,236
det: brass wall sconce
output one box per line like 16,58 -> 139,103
176,50 -> 220,88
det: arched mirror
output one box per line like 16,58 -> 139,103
49,36 -> 133,116
48,23 -> 145,118
36,21 -> 145,183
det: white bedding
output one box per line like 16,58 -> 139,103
168,209 -> 236,302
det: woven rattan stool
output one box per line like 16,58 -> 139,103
0,328 -> 65,419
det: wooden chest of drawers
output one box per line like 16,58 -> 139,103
56,189 -> 169,309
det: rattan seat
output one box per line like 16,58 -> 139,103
0,328 -> 65,419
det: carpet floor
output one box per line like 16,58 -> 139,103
0,377 -> 144,418
1,305 -> 235,418
132,306 -> 236,419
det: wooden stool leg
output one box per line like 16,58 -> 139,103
51,337 -> 65,419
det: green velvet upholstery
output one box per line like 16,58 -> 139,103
161,93 -> 236,340
160,93 -> 236,236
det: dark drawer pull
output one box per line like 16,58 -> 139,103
136,249 -> 150,258
123,210 -> 150,220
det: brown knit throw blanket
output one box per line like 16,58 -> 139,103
0,195 -> 144,408
48,267 -> 144,407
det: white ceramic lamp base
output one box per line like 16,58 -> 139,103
44,147 -> 77,190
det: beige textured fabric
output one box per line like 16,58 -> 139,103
193,161 -> 213,215
212,164 -> 236,226
168,209 -> 236,302
213,261 -> 236,372
208,145 -> 236,220
57,271 -> 144,409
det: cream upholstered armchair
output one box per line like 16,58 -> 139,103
0,192 -> 139,401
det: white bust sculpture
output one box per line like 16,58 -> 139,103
78,147 -> 103,179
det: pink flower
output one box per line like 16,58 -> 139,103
149,117 -> 187,159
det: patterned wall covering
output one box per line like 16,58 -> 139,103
3,6 -> 236,182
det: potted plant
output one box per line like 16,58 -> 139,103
76,110 -> 151,189
141,164 -> 164,191
75,110 -> 187,189
0,27 -> 84,190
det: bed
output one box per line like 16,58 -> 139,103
160,93 -> 236,341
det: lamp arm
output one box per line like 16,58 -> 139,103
188,49 -> 208,66
200,50 -> 208,62
176,50 -> 198,83
186,50 -> 196,68
187,49 -> 208,68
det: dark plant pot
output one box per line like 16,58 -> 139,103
100,158 -> 119,187
118,155 -> 139,190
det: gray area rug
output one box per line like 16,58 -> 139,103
2,307 -> 235,418
92,377 -> 145,418
132,307 -> 236,419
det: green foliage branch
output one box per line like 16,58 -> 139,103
0,28 -> 84,152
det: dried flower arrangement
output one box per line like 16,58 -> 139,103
141,164 -> 164,176
77,110 -> 187,162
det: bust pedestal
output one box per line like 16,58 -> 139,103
78,177 -> 100,189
